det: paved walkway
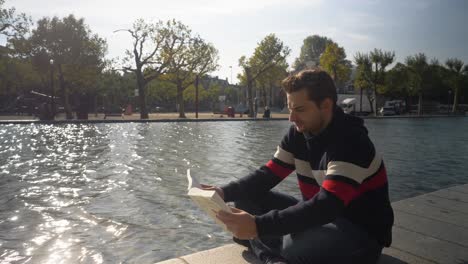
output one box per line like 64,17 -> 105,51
158,184 -> 468,264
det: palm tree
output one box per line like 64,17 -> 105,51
405,53 -> 428,116
354,53 -> 375,114
354,49 -> 394,116
445,58 -> 465,113
369,49 -> 395,114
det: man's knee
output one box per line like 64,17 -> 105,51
281,233 -> 321,262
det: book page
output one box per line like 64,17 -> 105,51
187,169 -> 201,190
187,169 -> 231,230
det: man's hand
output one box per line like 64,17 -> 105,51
216,207 -> 258,240
200,184 -> 224,200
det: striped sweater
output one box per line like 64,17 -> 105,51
221,107 -> 394,247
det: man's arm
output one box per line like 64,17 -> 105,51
221,126 -> 297,202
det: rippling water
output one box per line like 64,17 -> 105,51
1,118 -> 467,263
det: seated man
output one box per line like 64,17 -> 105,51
203,69 -> 394,264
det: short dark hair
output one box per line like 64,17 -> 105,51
282,69 -> 337,107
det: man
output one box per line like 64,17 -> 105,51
203,69 -> 394,264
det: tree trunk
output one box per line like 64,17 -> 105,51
94,95 -> 98,117
359,87 -> 363,113
177,81 -> 186,118
195,75 -> 199,119
245,67 -> 254,118
333,67 -> 338,92
452,87 -> 459,113
136,71 -> 149,119
365,88 -> 374,115
262,86 -> 267,108
373,85 -> 378,116
418,92 -> 423,116
58,65 -> 73,119
405,96 -> 410,114
269,83 -> 273,107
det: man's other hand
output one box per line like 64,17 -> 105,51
216,207 -> 258,240
200,184 -> 224,200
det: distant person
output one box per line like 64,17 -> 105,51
202,69 -> 394,264
262,106 -> 271,118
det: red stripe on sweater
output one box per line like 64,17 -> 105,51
266,160 -> 293,179
322,179 -> 359,206
323,165 -> 388,205
359,166 -> 388,194
298,181 -> 320,200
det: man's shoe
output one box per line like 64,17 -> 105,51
264,256 -> 288,264
249,238 -> 288,264
233,237 -> 252,249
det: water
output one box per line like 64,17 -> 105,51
1,118 -> 467,263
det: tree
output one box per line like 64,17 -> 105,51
405,53 -> 428,115
204,83 -> 221,112
147,79 -> 177,107
445,58 -> 466,113
118,19 -> 187,119
183,84 -> 206,103
0,0 -> 31,41
384,62 -> 414,112
0,56 -> 41,99
293,35 -> 333,71
96,69 -> 135,114
354,49 -> 394,115
165,34 -> 219,118
28,15 -> 107,119
238,34 -> 290,117
354,53 -> 375,114
320,42 -> 351,88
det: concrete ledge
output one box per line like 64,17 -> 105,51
157,244 -> 260,264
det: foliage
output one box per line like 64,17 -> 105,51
320,42 -> 351,85
294,35 -> 333,71
0,0 -> 31,40
238,34 -> 290,116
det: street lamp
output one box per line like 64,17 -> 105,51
229,66 -> 233,84
50,59 -> 55,119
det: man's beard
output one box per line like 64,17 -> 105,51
307,113 -> 326,135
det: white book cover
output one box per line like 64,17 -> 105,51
187,169 -> 231,230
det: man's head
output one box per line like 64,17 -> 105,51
282,69 -> 337,134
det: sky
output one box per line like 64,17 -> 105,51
5,0 -> 468,84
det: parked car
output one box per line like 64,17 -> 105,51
383,100 -> 405,114
379,107 -> 396,116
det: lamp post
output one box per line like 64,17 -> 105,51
195,75 -> 199,119
229,66 -> 233,84
50,59 -> 55,119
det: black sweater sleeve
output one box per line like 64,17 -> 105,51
221,126 -> 296,202
254,188 -> 345,236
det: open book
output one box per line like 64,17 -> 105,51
187,169 -> 231,230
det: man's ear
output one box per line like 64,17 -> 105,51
319,98 -> 333,112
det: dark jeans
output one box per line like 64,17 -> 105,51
234,191 -> 383,264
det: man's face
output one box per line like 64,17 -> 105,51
287,89 -> 328,134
